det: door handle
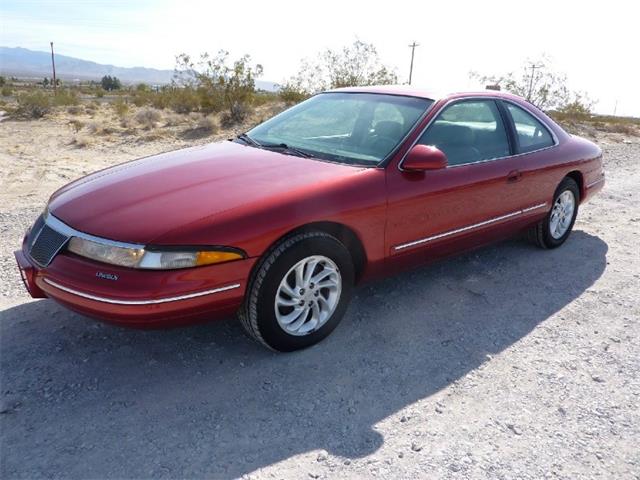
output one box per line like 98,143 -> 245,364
507,170 -> 522,182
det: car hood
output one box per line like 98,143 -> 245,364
49,141 -> 365,244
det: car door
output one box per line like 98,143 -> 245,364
385,98 -> 542,268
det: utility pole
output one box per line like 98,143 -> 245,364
50,41 -> 57,95
526,62 -> 544,102
613,99 -> 618,116
408,41 -> 419,85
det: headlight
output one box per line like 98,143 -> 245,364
67,237 -> 243,270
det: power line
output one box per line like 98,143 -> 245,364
408,41 -> 419,85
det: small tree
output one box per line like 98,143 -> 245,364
470,56 -> 593,112
43,77 -> 49,87
174,51 -> 263,124
100,75 -> 122,91
282,40 -> 397,99
0,76 -> 5,86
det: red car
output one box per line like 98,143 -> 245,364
15,86 -> 604,351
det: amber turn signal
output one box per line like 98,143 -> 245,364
195,250 -> 244,266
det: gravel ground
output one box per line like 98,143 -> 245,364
1,118 -> 639,479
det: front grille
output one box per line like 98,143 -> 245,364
27,214 -> 45,249
28,222 -> 69,267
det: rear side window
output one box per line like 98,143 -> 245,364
417,100 -> 510,166
505,103 -> 554,153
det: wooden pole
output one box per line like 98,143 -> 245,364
50,42 -> 57,95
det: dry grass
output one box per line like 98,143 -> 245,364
135,107 -> 162,129
70,134 -> 92,148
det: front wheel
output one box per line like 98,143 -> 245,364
239,231 -> 355,351
528,177 -> 580,249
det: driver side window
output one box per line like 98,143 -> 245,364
417,100 -> 510,166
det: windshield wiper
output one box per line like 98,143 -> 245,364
262,143 -> 317,159
235,134 -> 316,159
235,133 -> 262,148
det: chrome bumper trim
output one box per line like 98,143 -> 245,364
394,202 -> 548,251
42,278 -> 241,305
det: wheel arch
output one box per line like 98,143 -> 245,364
263,221 -> 368,282
565,170 -> 584,201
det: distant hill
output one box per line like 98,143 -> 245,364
0,46 -> 279,91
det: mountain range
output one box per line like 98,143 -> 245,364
0,46 -> 278,91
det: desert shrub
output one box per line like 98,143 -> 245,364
95,89 -> 105,98
135,107 -> 162,128
71,134 -> 92,148
67,105 -> 83,115
220,102 -> 252,128
195,87 -> 222,114
86,121 -> 103,134
69,119 -> 84,132
164,113 -> 184,126
282,40 -> 397,97
16,91 -> 51,118
602,123 -> 636,135
119,116 -> 135,129
167,87 -> 199,113
150,91 -> 170,110
470,56 -> 594,112
182,115 -> 218,139
113,98 -> 129,117
278,85 -> 308,104
1,86 -> 12,97
251,91 -> 279,106
174,51 -> 262,123
195,115 -> 218,133
131,90 -> 150,107
52,89 -> 79,106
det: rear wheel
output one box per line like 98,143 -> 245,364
528,177 -> 580,249
239,231 -> 354,351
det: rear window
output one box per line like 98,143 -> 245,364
505,103 -> 555,153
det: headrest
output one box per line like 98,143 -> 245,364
427,122 -> 475,146
374,121 -> 403,139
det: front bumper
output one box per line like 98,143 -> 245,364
15,248 -> 256,328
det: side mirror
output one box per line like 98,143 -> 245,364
402,145 -> 448,171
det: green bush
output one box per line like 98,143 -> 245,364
52,89 -> 79,106
278,85 -> 308,105
113,98 -> 129,117
17,91 -> 51,118
1,86 -> 11,97
167,87 -> 199,114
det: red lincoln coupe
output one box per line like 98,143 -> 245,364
15,86 -> 604,351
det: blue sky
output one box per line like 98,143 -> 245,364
1,0 -> 638,116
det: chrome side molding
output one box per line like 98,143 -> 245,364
394,202 -> 548,251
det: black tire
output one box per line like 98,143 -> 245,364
528,177 -> 580,249
239,231 -> 355,352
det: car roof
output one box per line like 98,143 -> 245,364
326,85 -> 526,103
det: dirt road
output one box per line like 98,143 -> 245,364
1,117 -> 638,479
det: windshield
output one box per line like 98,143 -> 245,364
247,92 -> 433,166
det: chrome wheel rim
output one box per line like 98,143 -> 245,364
549,190 -> 576,239
274,255 -> 342,336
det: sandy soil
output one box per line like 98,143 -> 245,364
0,113 -> 639,479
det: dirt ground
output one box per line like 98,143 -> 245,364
0,113 -> 639,479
